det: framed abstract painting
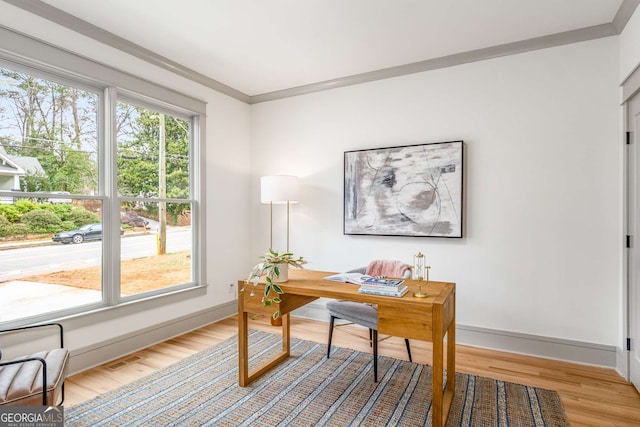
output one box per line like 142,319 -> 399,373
344,140 -> 463,238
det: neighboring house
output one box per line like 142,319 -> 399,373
0,144 -> 45,202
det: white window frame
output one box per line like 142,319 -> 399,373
0,26 -> 207,327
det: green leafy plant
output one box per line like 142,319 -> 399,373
20,209 -> 63,233
246,249 -> 307,319
0,214 -> 10,237
67,207 -> 100,227
0,205 -> 20,222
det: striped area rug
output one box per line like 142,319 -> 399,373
66,330 -> 569,426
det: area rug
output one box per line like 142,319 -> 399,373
66,331 -> 569,426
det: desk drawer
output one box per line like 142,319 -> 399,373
378,305 -> 433,342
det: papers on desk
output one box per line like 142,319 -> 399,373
323,272 -> 371,285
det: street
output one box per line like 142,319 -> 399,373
0,228 -> 191,282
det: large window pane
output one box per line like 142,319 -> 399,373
0,198 -> 103,322
116,102 -> 193,298
0,65 -> 102,322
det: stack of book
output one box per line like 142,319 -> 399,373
358,277 -> 408,297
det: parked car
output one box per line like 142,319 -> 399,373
52,223 -> 124,244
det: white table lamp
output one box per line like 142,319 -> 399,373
261,175 -> 299,251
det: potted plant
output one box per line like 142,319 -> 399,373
246,248 -> 306,319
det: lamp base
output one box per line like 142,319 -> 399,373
412,291 -> 428,298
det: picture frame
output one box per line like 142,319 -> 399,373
344,140 -> 463,238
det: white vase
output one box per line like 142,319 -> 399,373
272,263 -> 288,283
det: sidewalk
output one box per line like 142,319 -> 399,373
0,280 -> 101,322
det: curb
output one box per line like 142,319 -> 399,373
0,240 -> 53,251
0,231 -> 150,251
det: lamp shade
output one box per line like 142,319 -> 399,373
260,175 -> 299,204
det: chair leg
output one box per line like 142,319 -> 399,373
327,316 -> 335,359
373,330 -> 378,383
369,329 -> 373,347
405,338 -> 412,362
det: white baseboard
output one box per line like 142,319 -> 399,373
68,301 -> 237,375
455,324 -> 616,367
293,301 -> 618,368
616,346 -> 629,379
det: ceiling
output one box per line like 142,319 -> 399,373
4,0 -> 635,100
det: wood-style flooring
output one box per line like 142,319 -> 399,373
65,315 -> 640,426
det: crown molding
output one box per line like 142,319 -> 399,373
3,0 -> 634,105
251,23 -> 617,104
613,0 -> 640,33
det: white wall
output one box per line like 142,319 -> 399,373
251,37 -> 621,347
0,3 -> 252,368
620,5 -> 640,83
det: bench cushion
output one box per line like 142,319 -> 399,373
0,348 -> 69,406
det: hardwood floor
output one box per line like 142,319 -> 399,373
65,315 -> 640,426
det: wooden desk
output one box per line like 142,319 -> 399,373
237,269 -> 456,427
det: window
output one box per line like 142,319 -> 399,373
0,56 -> 203,324
116,100 -> 194,298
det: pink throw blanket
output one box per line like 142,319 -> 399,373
366,259 -> 411,278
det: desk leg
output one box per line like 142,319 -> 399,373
432,323 -> 444,427
432,305 -> 456,426
238,306 -> 250,387
238,310 -> 291,387
444,314 -> 456,418
282,312 -> 290,354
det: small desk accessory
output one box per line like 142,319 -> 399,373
412,252 -> 430,298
